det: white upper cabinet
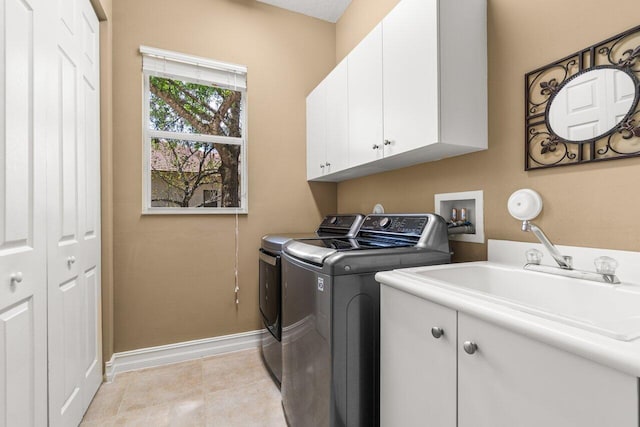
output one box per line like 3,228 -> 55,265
348,24 -> 384,167
382,0 -> 439,157
306,60 -> 348,180
306,83 -> 327,180
306,0 -> 487,182
325,60 -> 349,175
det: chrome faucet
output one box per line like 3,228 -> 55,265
508,189 -> 621,285
520,220 -> 621,284
520,220 -> 572,269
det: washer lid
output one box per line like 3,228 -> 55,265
261,233 -> 320,254
284,240 -> 337,265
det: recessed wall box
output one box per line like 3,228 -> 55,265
435,190 -> 484,244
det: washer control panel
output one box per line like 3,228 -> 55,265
317,214 -> 365,237
319,215 -> 359,229
359,215 -> 429,236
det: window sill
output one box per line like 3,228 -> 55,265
142,207 -> 248,215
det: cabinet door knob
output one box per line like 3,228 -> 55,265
384,139 -> 393,146
431,327 -> 444,339
67,256 -> 76,266
10,272 -> 23,284
320,164 -> 325,169
372,144 -> 380,150
463,341 -> 478,355
325,162 -> 331,167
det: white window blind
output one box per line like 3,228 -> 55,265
140,45 -> 247,91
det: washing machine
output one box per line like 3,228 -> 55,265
259,214 -> 364,387
281,214 -> 451,426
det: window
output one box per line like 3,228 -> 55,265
140,46 -> 248,214
203,190 -> 218,207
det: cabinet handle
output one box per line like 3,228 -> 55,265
372,144 -> 380,150
320,164 -> 325,169
431,327 -> 444,339
325,162 -> 331,167
384,139 -> 393,146
10,272 -> 23,285
67,256 -> 76,267
463,341 -> 478,355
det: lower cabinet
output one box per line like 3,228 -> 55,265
380,285 -> 639,427
380,286 -> 456,426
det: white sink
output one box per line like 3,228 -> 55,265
397,263 -> 640,341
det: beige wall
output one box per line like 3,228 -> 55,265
335,0 -> 400,62
336,0 -> 640,261
107,0 -> 640,355
111,0 -> 336,352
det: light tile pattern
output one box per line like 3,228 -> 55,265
81,348 -> 286,426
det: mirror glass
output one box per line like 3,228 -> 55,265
548,68 -> 637,142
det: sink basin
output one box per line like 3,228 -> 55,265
397,263 -> 640,341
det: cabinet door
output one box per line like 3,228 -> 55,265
306,83 -> 326,180
380,286 -> 457,427
348,24 -> 383,166
0,0 -> 52,425
324,59 -> 349,175
47,0 -> 102,425
382,0 -> 439,157
458,313 -> 639,427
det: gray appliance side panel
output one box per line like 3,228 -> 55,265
282,255 -> 332,427
260,328 -> 282,387
331,273 -> 380,427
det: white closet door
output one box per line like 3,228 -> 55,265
47,0 -> 101,425
0,0 -> 52,426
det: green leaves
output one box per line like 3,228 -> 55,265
149,76 -> 241,137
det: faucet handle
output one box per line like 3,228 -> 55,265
594,256 -> 618,275
525,248 -> 543,265
562,256 -> 573,269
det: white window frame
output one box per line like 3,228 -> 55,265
140,46 -> 248,214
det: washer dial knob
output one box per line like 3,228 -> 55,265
379,217 -> 391,229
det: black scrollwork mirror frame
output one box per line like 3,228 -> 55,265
525,25 -> 640,170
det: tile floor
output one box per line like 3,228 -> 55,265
81,348 -> 287,426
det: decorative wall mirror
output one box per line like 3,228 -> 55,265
525,25 -> 640,170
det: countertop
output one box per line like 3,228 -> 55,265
376,261 -> 640,378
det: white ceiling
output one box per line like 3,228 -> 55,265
256,0 -> 353,23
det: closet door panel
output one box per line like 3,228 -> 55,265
0,0 -> 51,425
78,0 -> 102,404
48,11 -> 85,421
3,0 -> 33,244
0,299 -> 38,427
48,0 -> 101,424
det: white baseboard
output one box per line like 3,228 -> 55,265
104,329 -> 263,382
